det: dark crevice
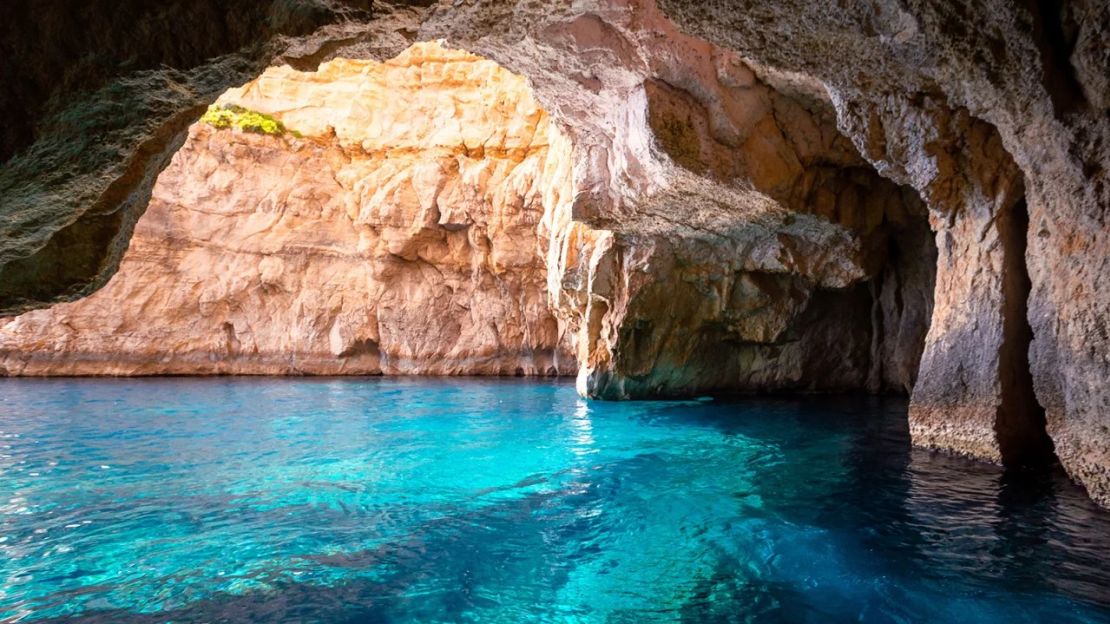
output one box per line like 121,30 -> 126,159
996,197 -> 1056,468
336,338 -> 380,360
866,278 -> 884,394
866,189 -> 936,396
1023,0 -> 1088,118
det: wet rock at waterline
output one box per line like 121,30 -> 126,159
655,0 -> 1109,504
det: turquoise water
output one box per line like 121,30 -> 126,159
1,378 -> 1109,623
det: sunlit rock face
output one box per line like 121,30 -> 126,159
0,42 -> 576,376
423,1 -> 935,399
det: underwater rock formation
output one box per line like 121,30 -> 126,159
0,0 -> 1106,506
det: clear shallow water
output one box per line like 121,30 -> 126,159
1,378 -> 1109,623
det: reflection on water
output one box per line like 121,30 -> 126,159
1,377 -> 1108,623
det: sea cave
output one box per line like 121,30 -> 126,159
0,1 -> 1108,621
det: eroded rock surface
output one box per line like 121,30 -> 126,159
0,43 -> 575,376
0,0 -> 406,313
422,0 -> 936,399
656,0 -> 1108,501
1,34 -> 930,392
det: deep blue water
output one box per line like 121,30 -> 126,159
1,378 -> 1109,623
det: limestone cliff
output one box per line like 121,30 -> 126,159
0,43 -> 575,376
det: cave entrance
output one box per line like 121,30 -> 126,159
0,41 -> 578,377
866,186 -> 939,396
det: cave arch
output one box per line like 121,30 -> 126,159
0,32 -> 938,404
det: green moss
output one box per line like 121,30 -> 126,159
200,104 -> 288,136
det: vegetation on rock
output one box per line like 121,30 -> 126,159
200,104 -> 288,135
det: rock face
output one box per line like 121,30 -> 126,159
0,43 -> 574,376
0,0 -> 404,314
0,0 -> 1106,507
654,0 -> 1108,501
420,1 -> 937,399
1,32 -> 934,394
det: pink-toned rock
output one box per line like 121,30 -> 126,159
0,43 -> 576,377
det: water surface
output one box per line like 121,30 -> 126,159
1,378 -> 1108,622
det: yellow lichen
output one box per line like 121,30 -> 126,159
200,104 -> 292,136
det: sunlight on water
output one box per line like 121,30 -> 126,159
0,378 -> 1108,623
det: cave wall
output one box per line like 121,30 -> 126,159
654,0 -> 1109,501
0,34 -> 927,391
421,0 -> 937,400
0,0 -> 405,314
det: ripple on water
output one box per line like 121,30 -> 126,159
0,377 -> 1109,623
